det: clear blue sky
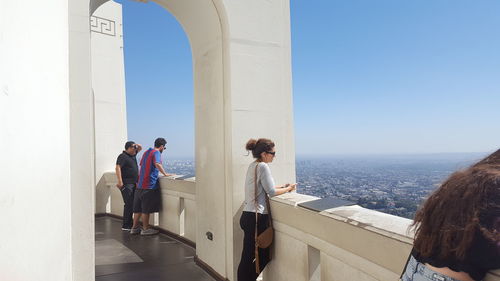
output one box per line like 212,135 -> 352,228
113,0 -> 500,158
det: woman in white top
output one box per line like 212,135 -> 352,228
237,138 -> 296,281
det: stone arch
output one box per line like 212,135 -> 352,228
2,0 -> 293,280
71,0 -> 231,279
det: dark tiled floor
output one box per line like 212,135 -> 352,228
95,216 -> 215,281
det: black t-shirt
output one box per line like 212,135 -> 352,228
412,230 -> 500,281
116,151 -> 138,184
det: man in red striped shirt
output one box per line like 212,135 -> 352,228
130,137 -> 175,235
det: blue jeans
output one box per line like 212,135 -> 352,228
401,256 -> 461,281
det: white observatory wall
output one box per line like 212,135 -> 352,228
0,1 -> 73,280
224,0 -> 295,211
154,1 -> 295,279
69,0 -> 95,279
221,0 -> 296,279
91,1 -> 128,213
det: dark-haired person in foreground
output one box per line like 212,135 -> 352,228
237,138 -> 296,281
115,141 -> 142,231
402,149 -> 500,281
130,137 -> 175,236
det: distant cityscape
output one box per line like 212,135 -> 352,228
164,159 -> 196,176
163,153 -> 486,219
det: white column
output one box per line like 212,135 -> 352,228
69,0 -> 95,279
222,0 -> 296,279
0,0 -> 74,280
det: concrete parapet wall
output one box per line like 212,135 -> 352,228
158,177 -> 197,243
266,193 -> 411,281
98,172 -> 197,244
267,192 -> 500,281
96,174 -> 500,281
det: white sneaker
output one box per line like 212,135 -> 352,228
130,227 -> 141,235
140,228 -> 159,236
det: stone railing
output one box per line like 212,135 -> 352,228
266,193 -> 500,281
265,192 -> 412,281
95,173 -> 500,281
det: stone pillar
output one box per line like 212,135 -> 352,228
222,1 -> 296,279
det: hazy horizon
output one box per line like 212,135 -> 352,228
161,151 -> 490,161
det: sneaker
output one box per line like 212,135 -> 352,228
140,228 -> 159,236
130,227 -> 141,235
121,227 -> 132,231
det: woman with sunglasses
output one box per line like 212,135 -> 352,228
237,138 -> 296,281
402,149 -> 500,281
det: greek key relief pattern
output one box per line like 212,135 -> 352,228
90,16 -> 116,37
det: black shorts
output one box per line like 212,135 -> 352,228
133,188 -> 161,214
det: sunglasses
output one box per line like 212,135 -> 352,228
266,151 -> 276,156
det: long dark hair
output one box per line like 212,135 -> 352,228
412,149 -> 500,260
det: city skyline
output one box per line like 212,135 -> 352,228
164,152 -> 487,219
115,0 -> 500,158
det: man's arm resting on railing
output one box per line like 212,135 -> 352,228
154,162 -> 175,177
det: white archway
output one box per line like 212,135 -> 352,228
1,0 -> 293,280
71,0 -> 231,279
66,0 -> 295,279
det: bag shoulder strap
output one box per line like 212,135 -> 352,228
254,163 -> 260,250
254,162 -> 259,213
265,191 -> 273,228
254,162 -> 273,227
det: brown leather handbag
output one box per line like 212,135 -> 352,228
254,163 -> 274,274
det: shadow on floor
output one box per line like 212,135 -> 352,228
95,216 -> 214,281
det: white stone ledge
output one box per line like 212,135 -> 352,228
270,194 -> 412,275
159,177 -> 196,195
272,191 -> 319,206
160,189 -> 196,201
321,205 -> 413,243
102,171 -> 118,186
269,191 -> 500,280
272,192 -> 413,243
101,171 -> 196,195
97,174 -> 500,280
271,220 -> 400,281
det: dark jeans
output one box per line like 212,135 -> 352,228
237,211 -> 271,281
120,183 -> 135,228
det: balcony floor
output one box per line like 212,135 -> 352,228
95,216 -> 214,281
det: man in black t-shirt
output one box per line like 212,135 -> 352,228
116,141 -> 142,230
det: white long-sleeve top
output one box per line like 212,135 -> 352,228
243,161 -> 276,214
